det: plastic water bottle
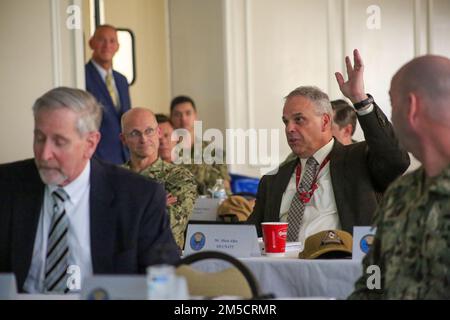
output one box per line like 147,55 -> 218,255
146,265 -> 190,300
146,264 -> 175,300
211,179 -> 227,203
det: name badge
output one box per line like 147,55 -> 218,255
184,223 -> 261,258
352,226 -> 377,260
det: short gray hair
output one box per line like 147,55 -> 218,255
32,87 -> 103,135
285,86 -> 333,116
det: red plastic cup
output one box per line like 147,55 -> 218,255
261,222 -> 288,256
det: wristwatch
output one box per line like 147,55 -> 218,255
353,94 -> 374,110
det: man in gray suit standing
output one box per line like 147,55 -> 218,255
248,49 -> 410,246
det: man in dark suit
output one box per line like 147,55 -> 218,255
85,24 -> 131,164
248,49 -> 410,245
0,87 -> 179,294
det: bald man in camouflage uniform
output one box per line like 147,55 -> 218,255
121,108 -> 197,249
349,55 -> 450,299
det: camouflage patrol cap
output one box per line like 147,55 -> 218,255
217,195 -> 253,222
298,230 -> 353,259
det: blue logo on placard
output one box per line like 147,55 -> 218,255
360,234 -> 375,253
190,232 -> 206,251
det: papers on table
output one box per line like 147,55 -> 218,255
190,198 -> 221,221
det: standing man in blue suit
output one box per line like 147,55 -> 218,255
86,24 -> 131,164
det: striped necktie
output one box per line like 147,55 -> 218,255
287,157 -> 319,242
105,71 -> 119,111
44,188 -> 70,293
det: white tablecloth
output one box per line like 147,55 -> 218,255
14,255 -> 364,300
191,254 -> 363,299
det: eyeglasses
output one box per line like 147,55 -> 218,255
126,127 -> 157,139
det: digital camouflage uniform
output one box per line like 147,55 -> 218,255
123,158 -> 197,249
182,141 -> 231,196
349,165 -> 450,299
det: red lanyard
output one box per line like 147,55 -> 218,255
295,155 -> 330,203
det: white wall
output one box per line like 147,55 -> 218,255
0,0 -> 84,164
1,0 -> 449,172
103,0 -> 172,112
168,0 -> 226,133
223,0 -> 450,177
0,0 -> 53,163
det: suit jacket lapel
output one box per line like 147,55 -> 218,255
12,161 -> 44,289
88,61 -> 116,111
329,141 -> 349,229
270,159 -> 298,220
89,159 -> 116,273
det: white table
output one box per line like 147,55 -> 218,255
191,253 -> 363,299
14,255 -> 363,300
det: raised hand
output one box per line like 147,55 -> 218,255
335,49 -> 368,103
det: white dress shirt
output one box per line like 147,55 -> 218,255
91,59 -> 121,109
23,162 -> 93,293
279,138 -> 341,250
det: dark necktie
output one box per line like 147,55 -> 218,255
286,157 -> 319,242
44,188 -> 70,293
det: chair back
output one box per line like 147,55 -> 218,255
176,251 -> 261,299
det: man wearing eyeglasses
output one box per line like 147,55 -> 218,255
120,108 -> 197,250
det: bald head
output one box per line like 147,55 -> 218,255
392,55 -> 450,124
121,107 -> 157,131
89,24 -> 119,70
93,24 -> 117,36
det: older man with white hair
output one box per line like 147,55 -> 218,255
0,87 -> 179,294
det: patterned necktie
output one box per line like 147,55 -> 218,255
105,72 -> 119,110
287,157 -> 319,242
44,188 -> 70,293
